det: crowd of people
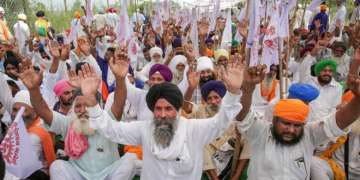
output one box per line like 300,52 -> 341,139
0,0 -> 360,179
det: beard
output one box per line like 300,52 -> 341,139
205,104 -> 219,117
60,96 -> 74,107
271,125 -> 304,146
153,116 -> 178,148
71,112 -> 96,136
199,75 -> 215,87
317,75 -> 332,85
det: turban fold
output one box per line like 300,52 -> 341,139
197,56 -> 214,72
146,82 -> 183,112
18,13 -> 27,21
169,55 -> 187,73
13,90 -> 32,108
53,80 -> 73,97
273,99 -> 309,123
314,59 -> 337,76
149,47 -> 163,58
149,64 -> 173,82
201,80 -> 226,101
214,49 -> 229,63
288,83 -> 319,103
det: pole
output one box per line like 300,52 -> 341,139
300,0 -> 308,28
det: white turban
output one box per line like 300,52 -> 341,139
18,13 -> 27,21
169,55 -> 187,73
149,46 -> 163,58
196,56 -> 214,72
0,7 -> 4,14
13,90 -> 32,108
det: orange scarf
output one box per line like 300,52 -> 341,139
124,145 -> 142,160
260,79 -> 278,102
0,20 -> 11,41
319,136 -> 347,180
27,117 -> 56,167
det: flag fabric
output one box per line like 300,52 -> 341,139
279,0 -> 297,38
0,107 -> 42,179
209,0 -> 220,33
306,0 -> 323,12
86,0 -> 94,24
220,10 -> 232,49
190,8 -> 199,58
117,0 -> 130,45
128,37 -> 139,69
246,0 -> 261,49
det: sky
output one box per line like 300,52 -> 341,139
32,0 -> 244,11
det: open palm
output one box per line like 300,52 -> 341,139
220,62 -> 245,94
78,64 -> 101,97
109,47 -> 129,78
18,60 -> 43,90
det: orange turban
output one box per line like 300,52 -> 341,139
342,91 -> 354,104
206,48 -> 214,58
273,99 -> 309,123
74,11 -> 81,19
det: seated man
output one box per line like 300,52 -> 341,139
85,55 -> 246,179
19,53 -> 136,180
235,51 -> 360,179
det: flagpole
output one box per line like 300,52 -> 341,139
300,0 -> 308,28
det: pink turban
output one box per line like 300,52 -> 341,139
53,80 -> 72,97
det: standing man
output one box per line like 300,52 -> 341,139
13,14 -> 30,56
0,7 -> 13,43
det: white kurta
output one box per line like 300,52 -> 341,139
89,92 -> 242,180
237,110 -> 347,180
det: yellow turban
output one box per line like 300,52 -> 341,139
273,99 -> 309,123
214,49 -> 229,62
74,11 -> 81,19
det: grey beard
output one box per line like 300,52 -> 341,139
153,117 -> 178,148
205,104 -> 219,117
72,112 -> 95,136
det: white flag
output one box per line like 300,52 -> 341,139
246,0 -> 261,48
190,8 -> 199,58
128,37 -> 139,68
209,0 -> 220,33
220,10 -> 232,49
117,0 -> 130,45
86,0 -> 94,24
0,107 -> 42,179
306,0 -> 323,12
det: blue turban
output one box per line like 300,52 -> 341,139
201,80 -> 226,101
288,83 -> 320,103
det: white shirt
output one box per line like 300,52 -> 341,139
89,92 -> 242,180
237,110 -> 347,180
329,5 -> 347,33
333,54 -> 351,82
13,20 -> 30,56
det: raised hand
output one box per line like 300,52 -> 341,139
18,58 -> 43,90
243,65 -> 267,85
60,44 -> 70,60
187,63 -> 200,90
237,19 -> 249,38
198,21 -> 209,36
48,41 -> 61,60
347,48 -> 360,97
220,61 -> 245,94
78,64 -> 101,98
67,70 -> 80,88
109,47 -> 129,79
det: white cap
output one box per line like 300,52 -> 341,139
196,56 -> 214,72
0,7 -> 4,14
18,13 -> 27,21
13,90 -> 32,108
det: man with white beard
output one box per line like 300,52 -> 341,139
19,51 -> 136,180
84,53 -> 246,179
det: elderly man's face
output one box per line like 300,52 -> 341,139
272,117 -> 304,145
153,98 -> 178,148
318,66 -> 333,85
333,47 -> 345,57
206,91 -> 222,112
11,103 -> 37,127
149,73 -> 165,87
176,63 -> 185,72
151,53 -> 162,62
217,56 -> 228,67
73,96 -> 88,119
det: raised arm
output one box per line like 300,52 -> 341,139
235,65 -> 267,122
182,66 -> 199,114
336,48 -> 360,129
108,47 -> 129,120
79,63 -> 142,145
18,59 -> 53,125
